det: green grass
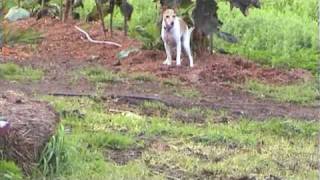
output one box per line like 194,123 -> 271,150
84,131 -> 137,150
139,101 -> 169,117
130,72 -> 158,82
34,93 -> 319,179
38,124 -> 69,177
0,63 -> 44,81
0,160 -> 23,180
245,80 -> 319,104
175,87 -> 201,98
81,67 -> 121,84
162,78 -> 182,87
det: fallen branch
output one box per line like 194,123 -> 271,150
74,26 -> 122,47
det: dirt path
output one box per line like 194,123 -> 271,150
1,18 -> 319,121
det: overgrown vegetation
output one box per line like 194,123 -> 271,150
0,63 -> 43,81
29,96 -> 319,179
245,80 -> 319,104
215,0 -> 318,72
112,0 -> 317,71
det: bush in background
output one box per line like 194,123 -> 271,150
215,0 -> 318,72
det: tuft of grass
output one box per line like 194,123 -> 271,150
81,67 -> 121,84
245,80 -> 318,104
162,78 -> 182,87
175,88 -> 201,98
2,26 -> 42,45
38,124 -> 70,177
84,131 -> 137,150
0,63 -> 44,81
0,160 -> 23,180
139,101 -> 168,117
130,72 -> 157,82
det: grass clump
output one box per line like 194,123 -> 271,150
130,72 -> 157,82
139,101 -> 168,117
0,63 -> 43,81
0,160 -> 23,180
176,88 -> 201,98
162,78 -> 182,87
2,26 -> 42,45
38,124 -> 70,177
85,131 -> 136,150
81,67 -> 121,84
245,80 -> 318,104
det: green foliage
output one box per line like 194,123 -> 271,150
0,63 -> 44,81
215,0 -> 318,72
0,161 -> 23,180
38,124 -> 70,177
245,80 -> 318,104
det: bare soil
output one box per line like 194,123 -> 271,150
0,17 -> 319,121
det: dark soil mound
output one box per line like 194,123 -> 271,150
0,91 -> 59,174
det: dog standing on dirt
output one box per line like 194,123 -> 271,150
161,9 -> 194,67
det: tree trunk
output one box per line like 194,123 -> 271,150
63,0 -> 72,22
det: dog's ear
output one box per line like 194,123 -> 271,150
161,5 -> 169,14
172,6 -> 178,12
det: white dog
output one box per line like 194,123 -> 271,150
161,9 -> 194,67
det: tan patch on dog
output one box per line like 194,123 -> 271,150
163,9 -> 188,33
163,9 -> 176,26
179,18 -> 187,33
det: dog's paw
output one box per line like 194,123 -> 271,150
163,59 -> 171,65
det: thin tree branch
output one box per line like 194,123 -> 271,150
74,26 -> 122,47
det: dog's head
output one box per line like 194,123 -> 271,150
162,9 -> 176,31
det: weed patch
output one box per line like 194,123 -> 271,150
81,67 -> 121,84
130,72 -> 157,82
0,63 -> 43,81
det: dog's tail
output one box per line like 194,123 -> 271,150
217,31 -> 238,43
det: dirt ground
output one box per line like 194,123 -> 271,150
1,17 -> 319,121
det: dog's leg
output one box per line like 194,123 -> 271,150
176,39 -> 182,66
163,43 -> 172,65
183,39 -> 193,67
183,27 -> 194,67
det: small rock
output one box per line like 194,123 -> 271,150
5,7 -> 30,22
